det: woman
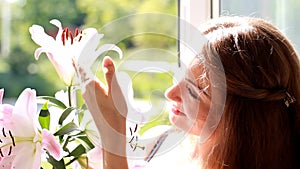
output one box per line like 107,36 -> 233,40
81,16 -> 300,169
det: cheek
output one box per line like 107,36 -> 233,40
184,96 -> 211,135
169,114 -> 206,136
196,97 -> 210,121
183,95 -> 209,121
169,114 -> 194,133
170,96 -> 210,135
182,92 -> 200,117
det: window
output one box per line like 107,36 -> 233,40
221,0 -> 300,54
179,0 -> 300,56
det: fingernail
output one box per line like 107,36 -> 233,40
103,67 -> 108,73
104,60 -> 113,67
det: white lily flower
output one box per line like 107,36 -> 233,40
29,19 -> 122,86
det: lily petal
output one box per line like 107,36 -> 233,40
10,142 -> 42,169
0,155 -> 15,169
14,88 -> 36,121
74,29 -> 102,67
0,104 -> 13,124
95,44 -> 123,59
29,25 -> 56,49
86,146 -> 103,169
41,129 -> 62,160
75,28 -> 101,52
34,47 -> 49,60
78,42 -> 122,74
11,88 -> 37,137
32,143 -> 43,169
50,19 -> 64,45
46,52 -> 75,86
50,19 -> 62,29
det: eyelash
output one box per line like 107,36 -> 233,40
186,86 -> 200,100
186,85 -> 209,100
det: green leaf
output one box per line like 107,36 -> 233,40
37,96 -> 67,109
75,89 -> 85,108
139,111 -> 172,136
76,136 -> 95,150
39,101 -> 50,130
59,107 -> 76,125
77,109 -> 85,125
54,122 -> 79,136
46,152 -> 66,169
68,144 -> 86,158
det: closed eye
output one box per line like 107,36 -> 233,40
186,86 -> 200,100
185,77 -> 210,98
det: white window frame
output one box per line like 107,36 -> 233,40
178,0 -> 219,65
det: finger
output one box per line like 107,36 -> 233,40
102,56 -> 122,95
102,56 -> 115,90
102,56 -> 127,116
83,79 -> 110,116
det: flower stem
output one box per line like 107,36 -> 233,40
62,136 -> 71,153
67,86 -> 72,107
65,157 -> 78,166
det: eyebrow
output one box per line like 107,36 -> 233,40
185,77 -> 199,88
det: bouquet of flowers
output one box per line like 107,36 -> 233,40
0,19 -> 123,169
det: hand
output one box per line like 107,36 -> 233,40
78,56 -> 128,156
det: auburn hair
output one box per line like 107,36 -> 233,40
197,16 -> 300,169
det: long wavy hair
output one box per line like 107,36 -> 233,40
196,16 -> 300,169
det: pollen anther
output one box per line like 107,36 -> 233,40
61,27 -> 82,46
8,130 -> 15,147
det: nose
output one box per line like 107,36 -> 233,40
165,84 -> 182,102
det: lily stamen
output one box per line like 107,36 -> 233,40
65,28 -> 69,40
8,145 -> 12,156
0,148 -> 4,157
8,130 -> 15,147
2,128 -> 6,137
61,27 -> 83,46
0,128 -> 16,157
78,35 -> 83,42
61,29 -> 66,46
69,32 -> 73,44
75,28 -> 79,36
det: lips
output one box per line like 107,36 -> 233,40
171,105 -> 186,116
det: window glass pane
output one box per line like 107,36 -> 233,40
0,0 -> 177,101
221,0 -> 300,55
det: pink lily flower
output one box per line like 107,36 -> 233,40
29,19 -> 122,86
0,88 -> 62,169
86,146 -> 103,169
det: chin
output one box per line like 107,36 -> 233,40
170,114 -> 204,136
170,114 -> 200,134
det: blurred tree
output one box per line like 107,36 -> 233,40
0,0 -> 178,99
76,0 -> 139,50
76,0 -> 177,49
0,0 -> 86,97
76,0 -> 138,28
77,0 -> 178,100
132,0 -> 177,48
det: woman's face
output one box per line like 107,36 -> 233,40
165,58 -> 211,135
